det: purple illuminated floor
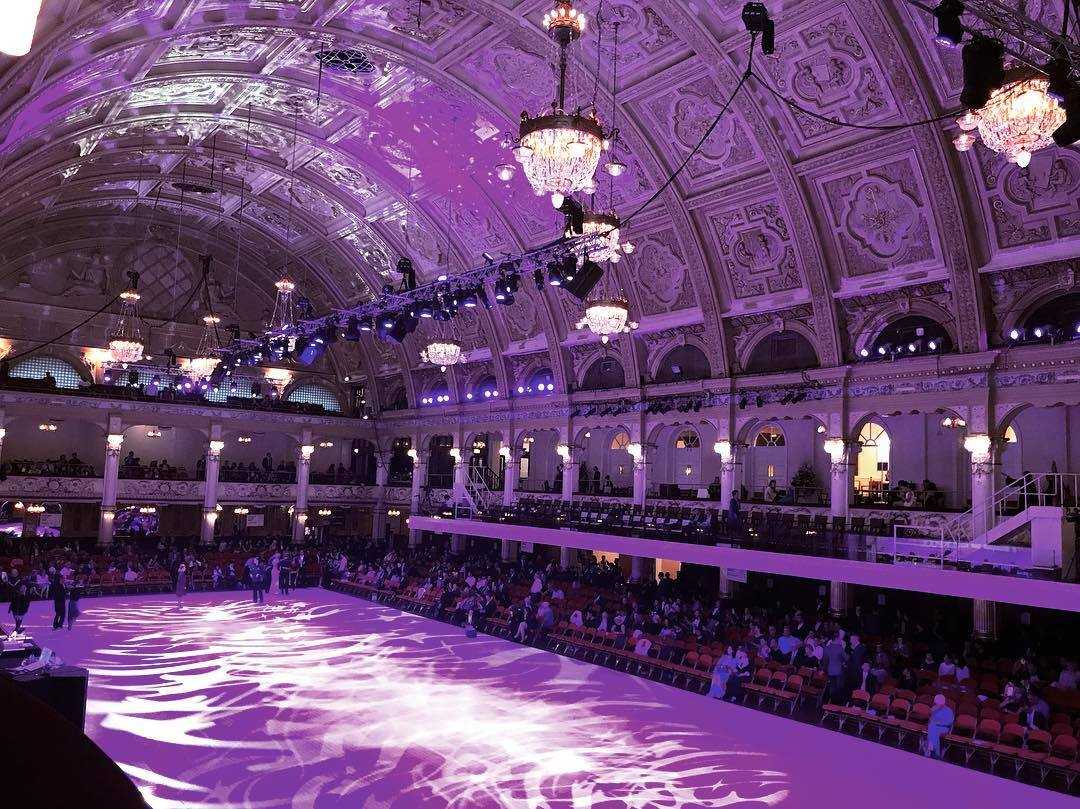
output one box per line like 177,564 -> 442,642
19,590 -> 1075,809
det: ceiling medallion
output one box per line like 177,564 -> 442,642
513,0 -> 606,205
953,70 -> 1066,168
107,272 -> 145,365
582,211 -> 635,263
576,297 -> 638,344
420,339 -> 467,371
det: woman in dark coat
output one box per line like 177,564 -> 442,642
66,581 -> 82,630
8,577 -> 30,634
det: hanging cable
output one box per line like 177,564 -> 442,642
621,35 -> 755,229
750,71 -> 963,131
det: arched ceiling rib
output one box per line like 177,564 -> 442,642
1,0 -> 1078,398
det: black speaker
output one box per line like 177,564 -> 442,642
562,259 -> 603,301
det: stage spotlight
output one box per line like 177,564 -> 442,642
397,257 -> 417,290
462,292 -> 478,308
418,304 -> 434,319
928,340 -> 938,351
1045,55 -> 1072,102
477,288 -> 492,310
557,195 -> 585,235
359,317 -> 374,332
859,348 -> 870,358
877,345 -> 888,356
932,0 -> 964,47
1009,328 -> 1022,341
1053,89 -> 1080,146
533,268 -> 545,290
960,36 -> 1004,109
741,2 -> 775,54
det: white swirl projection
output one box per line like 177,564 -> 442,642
62,593 -> 793,808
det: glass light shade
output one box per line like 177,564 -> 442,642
420,340 -> 466,370
0,0 -> 43,57
576,297 -> 637,344
517,113 -> 604,198
956,74 -> 1065,167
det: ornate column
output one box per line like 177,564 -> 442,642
450,534 -> 466,553
964,434 -> 998,538
500,538 -> 518,562
502,445 -> 519,507
557,441 -> 579,502
372,457 -> 389,542
200,426 -> 224,546
0,422 -> 6,465
630,555 -> 644,582
718,568 -> 733,598
408,445 -> 426,547
559,546 -> 573,568
823,438 -> 853,517
451,445 -> 467,507
973,599 -> 998,640
829,580 -> 852,618
714,440 -> 742,507
292,436 -> 313,544
98,429 -> 124,546
628,441 -> 648,506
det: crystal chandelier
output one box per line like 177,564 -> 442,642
108,272 -> 145,364
582,211 -> 635,263
267,276 -> 297,333
953,71 -> 1066,168
576,297 -> 637,344
514,0 -> 606,205
183,315 -> 222,381
421,339 -> 466,371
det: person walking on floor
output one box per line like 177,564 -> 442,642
268,553 -> 281,600
66,581 -> 82,630
48,571 -> 66,630
175,564 -> 187,610
8,577 -> 30,634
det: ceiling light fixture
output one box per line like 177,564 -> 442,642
421,339 -> 466,372
932,0 -> 964,47
576,297 -> 638,344
513,0 -> 606,205
954,68 -> 1066,167
108,272 -> 145,365
184,315 -> 222,381
0,0 -> 43,57
581,210 -> 634,263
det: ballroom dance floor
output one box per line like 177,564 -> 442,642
18,589 -> 1075,809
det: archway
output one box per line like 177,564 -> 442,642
854,420 -> 891,504
747,424 -> 787,500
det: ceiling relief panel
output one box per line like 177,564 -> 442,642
631,67 -> 760,192
454,34 -> 554,118
577,2 -> 690,85
971,147 -> 1080,254
617,228 -> 694,316
159,27 -> 287,64
704,196 -> 801,299
815,151 -> 938,278
760,6 -> 895,149
337,0 -> 474,46
126,78 -> 237,109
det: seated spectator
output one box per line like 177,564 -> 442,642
1056,659 -> 1078,689
938,654 -> 957,679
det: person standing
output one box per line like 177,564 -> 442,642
175,564 -> 187,610
268,553 -> 281,600
823,632 -> 849,704
280,554 -> 292,596
249,557 -> 264,604
48,571 -> 66,630
8,576 -> 30,634
66,580 -> 82,630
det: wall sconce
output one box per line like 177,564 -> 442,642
100,508 -> 113,520
146,429 -> 162,438
499,444 -> 511,461
387,508 -> 402,517
39,422 -> 58,432
823,438 -> 847,464
26,504 -> 45,514
208,440 -> 226,457
816,424 -> 826,434
448,447 -> 462,463
13,501 -> 23,510
138,506 -> 157,514
237,435 -> 252,443
713,440 -> 732,461
318,440 -> 334,448
684,465 -> 693,477
296,512 -> 308,523
106,433 -> 124,451
941,416 -> 967,429
626,442 -> 643,462
300,444 -> 315,460
556,443 -> 571,462
233,507 -> 250,515
318,508 -> 332,517
406,448 -> 419,462
963,433 -> 992,462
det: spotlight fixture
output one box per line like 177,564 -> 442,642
1053,88 -> 1080,146
932,0 -> 964,47
741,2 -> 775,54
959,36 -> 1004,110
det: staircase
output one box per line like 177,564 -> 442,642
941,472 -> 1079,546
463,465 -> 500,515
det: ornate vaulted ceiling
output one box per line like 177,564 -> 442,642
1,0 -> 1078,400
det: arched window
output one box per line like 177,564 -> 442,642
10,356 -> 84,389
286,384 -> 342,413
754,425 -> 786,447
855,420 -> 890,490
420,382 -> 450,406
655,345 -> 711,383
744,331 -> 819,374
581,356 -> 625,391
1001,424 -> 1021,480
867,315 -> 951,358
427,435 -> 454,488
675,430 -> 700,449
610,431 -> 631,451
468,374 -> 500,401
